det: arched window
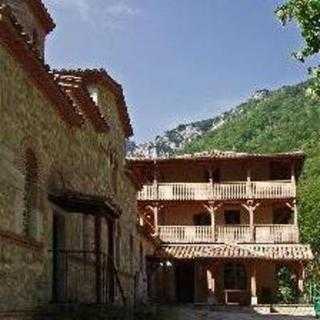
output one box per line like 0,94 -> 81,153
224,263 -> 247,290
23,148 -> 38,238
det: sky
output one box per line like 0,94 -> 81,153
43,0 -> 309,143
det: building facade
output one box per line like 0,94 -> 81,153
128,151 -> 314,305
0,0 -> 143,316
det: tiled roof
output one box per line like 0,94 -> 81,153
54,74 -> 110,133
55,69 -> 133,138
128,150 -> 305,162
154,244 -> 313,261
0,4 -> 84,127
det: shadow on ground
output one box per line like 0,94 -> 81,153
173,307 -> 315,320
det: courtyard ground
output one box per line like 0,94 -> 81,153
163,306 -> 316,320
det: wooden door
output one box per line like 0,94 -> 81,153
176,262 -> 195,302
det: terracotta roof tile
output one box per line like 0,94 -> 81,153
55,69 -> 133,138
155,244 -> 313,261
54,74 -> 110,133
128,150 -> 305,162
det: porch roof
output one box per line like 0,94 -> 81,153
154,243 -> 313,261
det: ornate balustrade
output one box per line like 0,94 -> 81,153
255,224 -> 299,243
157,225 -> 299,244
137,181 -> 295,201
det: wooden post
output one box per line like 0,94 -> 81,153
293,200 -> 298,227
291,162 -> 296,184
247,166 -> 251,182
250,262 -> 258,305
204,202 -> 221,242
208,167 -> 214,200
153,163 -> 159,200
297,263 -> 305,297
246,166 -> 252,198
210,210 -> 215,241
154,205 -> 159,236
242,201 -> 260,242
249,206 -> 254,242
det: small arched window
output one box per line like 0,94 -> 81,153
23,148 -> 38,238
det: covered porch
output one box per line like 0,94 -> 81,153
147,244 -> 313,306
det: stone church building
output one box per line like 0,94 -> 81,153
0,0 -> 156,316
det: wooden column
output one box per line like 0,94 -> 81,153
208,166 -> 214,200
291,162 -> 296,184
293,200 -> 298,227
242,201 -> 260,242
246,166 -> 252,182
250,262 -> 258,305
154,205 -> 159,236
204,202 -> 222,242
286,200 -> 298,228
297,263 -> 305,297
246,165 -> 252,198
153,162 -> 159,200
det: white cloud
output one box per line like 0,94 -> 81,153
45,0 -> 140,29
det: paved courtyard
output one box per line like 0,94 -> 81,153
169,306 -> 316,320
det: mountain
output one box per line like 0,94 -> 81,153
127,89 -> 271,157
181,81 -> 320,260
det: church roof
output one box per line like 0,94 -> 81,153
154,243 -> 313,261
27,0 -> 55,33
0,4 -> 83,127
55,69 -> 133,138
54,73 -> 110,133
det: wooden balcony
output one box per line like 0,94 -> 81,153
157,225 -> 299,244
137,181 -> 295,201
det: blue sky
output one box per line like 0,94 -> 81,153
44,0 -> 308,143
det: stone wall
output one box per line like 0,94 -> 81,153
1,0 -> 47,56
0,42 -> 139,311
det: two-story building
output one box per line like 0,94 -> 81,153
128,150 -> 314,306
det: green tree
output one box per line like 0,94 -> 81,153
276,0 -> 320,97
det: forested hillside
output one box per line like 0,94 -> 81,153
182,81 -> 320,258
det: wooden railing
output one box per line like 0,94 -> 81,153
137,181 -> 295,201
255,224 -> 299,243
215,225 -> 251,243
157,225 -> 299,244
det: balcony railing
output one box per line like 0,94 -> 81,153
157,225 -> 299,244
137,181 -> 295,201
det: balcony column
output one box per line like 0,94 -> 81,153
291,162 -> 296,184
146,204 -> 162,236
250,262 -> 258,305
204,202 -> 222,242
293,200 -> 298,227
298,262 -> 305,293
153,163 -> 159,200
154,205 -> 159,236
246,166 -> 252,198
242,200 -> 260,242
286,200 -> 298,228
